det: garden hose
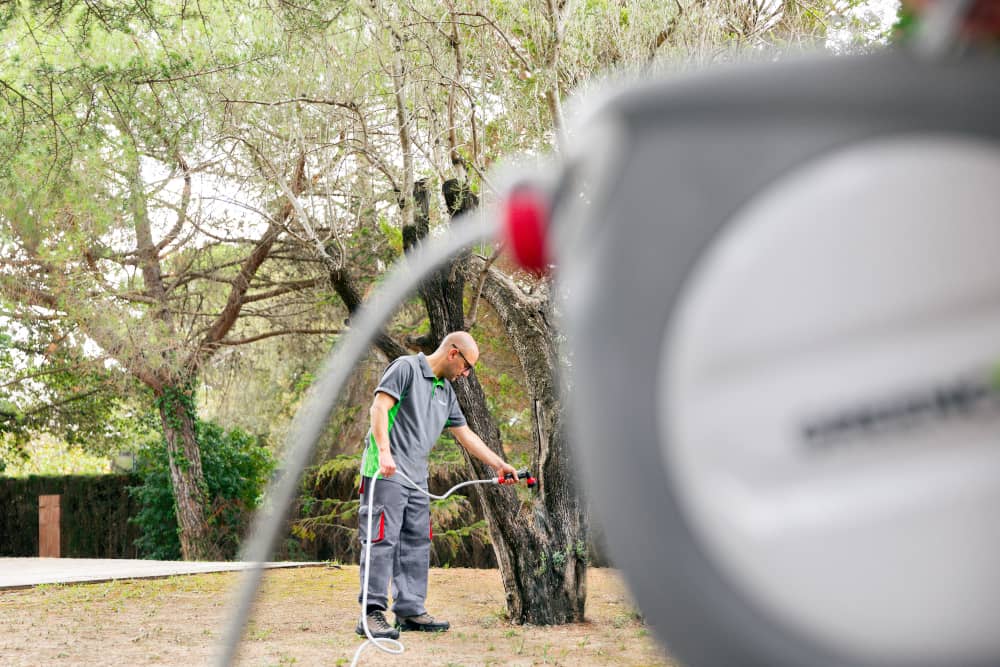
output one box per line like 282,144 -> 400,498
352,450 -> 534,667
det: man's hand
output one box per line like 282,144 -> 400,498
497,461 -> 519,485
379,451 -> 397,478
449,424 -> 521,485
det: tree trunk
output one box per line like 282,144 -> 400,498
329,266 -> 408,361
463,257 -> 587,624
156,385 -> 220,561
411,179 -> 587,624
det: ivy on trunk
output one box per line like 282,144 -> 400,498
155,384 -> 221,561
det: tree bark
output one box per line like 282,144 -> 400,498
464,257 -> 587,624
329,266 -> 408,361
156,384 -> 221,561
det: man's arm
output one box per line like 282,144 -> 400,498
448,424 -> 519,484
370,391 -> 398,477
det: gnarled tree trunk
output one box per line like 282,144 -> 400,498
463,257 -> 587,624
408,179 -> 587,624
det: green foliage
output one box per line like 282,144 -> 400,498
891,6 -> 919,43
1,434 -> 111,477
574,539 -> 590,564
534,551 -> 548,576
0,322 -> 149,459
284,457 -> 502,567
377,216 -> 403,254
154,384 -> 197,434
129,418 -> 274,560
466,319 -> 533,449
291,497 -> 359,542
429,431 -> 464,464
533,541 -> 590,576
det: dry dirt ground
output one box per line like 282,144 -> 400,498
0,566 -> 677,666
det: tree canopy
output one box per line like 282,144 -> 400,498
1,0 -> 895,570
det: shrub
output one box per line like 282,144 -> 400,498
129,420 -> 274,560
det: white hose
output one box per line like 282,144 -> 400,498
351,450 -> 504,667
352,472 -> 404,666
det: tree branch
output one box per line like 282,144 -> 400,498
0,386 -> 105,424
465,247 -> 503,330
329,266 -> 408,360
131,57 -> 268,84
219,96 -> 361,114
154,152 -> 192,253
240,278 -> 323,304
217,327 -> 342,346
452,12 -> 532,71
192,151 -> 309,368
0,276 -> 60,311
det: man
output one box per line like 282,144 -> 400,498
357,331 -> 519,639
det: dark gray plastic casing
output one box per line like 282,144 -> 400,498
556,51 -> 1000,667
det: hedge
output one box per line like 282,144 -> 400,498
0,474 -> 140,558
0,467 -> 610,567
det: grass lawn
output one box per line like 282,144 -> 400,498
0,565 -> 676,666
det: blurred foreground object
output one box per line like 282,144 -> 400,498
501,6 -> 1000,667
901,0 -> 1000,44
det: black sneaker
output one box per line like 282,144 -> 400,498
396,613 -> 450,632
356,609 -> 400,639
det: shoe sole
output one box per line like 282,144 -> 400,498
396,623 -> 450,632
356,626 -> 399,639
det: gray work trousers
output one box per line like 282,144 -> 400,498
357,476 -> 431,617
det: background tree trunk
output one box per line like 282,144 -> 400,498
156,384 -> 220,561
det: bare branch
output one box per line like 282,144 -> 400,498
153,153 -> 192,253
240,278 -> 324,304
650,0 -> 686,60
131,57 -> 269,85
219,96 -> 361,114
452,11 -> 532,71
465,247 -> 503,330
217,327 -> 342,346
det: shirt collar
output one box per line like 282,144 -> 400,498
417,353 -> 438,380
417,353 -> 447,388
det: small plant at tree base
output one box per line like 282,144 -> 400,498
129,417 -> 274,560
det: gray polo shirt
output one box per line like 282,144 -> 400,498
362,353 -> 466,487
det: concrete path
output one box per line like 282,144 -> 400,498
0,558 -> 324,590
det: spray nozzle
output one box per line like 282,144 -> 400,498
503,468 -> 538,489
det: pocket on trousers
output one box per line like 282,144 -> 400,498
359,503 -> 386,544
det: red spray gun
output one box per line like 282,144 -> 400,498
502,468 -> 538,489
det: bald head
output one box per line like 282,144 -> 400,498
429,331 -> 480,381
440,331 -> 477,357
